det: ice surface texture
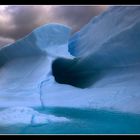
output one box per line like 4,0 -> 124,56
0,107 -> 69,126
0,6 -> 140,127
0,23 -> 72,108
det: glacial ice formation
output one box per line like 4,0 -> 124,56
0,6 -> 140,126
0,23 -> 72,107
0,107 -> 69,126
38,6 -> 140,114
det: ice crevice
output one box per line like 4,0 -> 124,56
38,78 -> 50,108
39,80 -> 45,108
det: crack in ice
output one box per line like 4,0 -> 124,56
39,79 -> 48,108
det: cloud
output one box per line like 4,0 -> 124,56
0,37 -> 14,47
0,6 -> 51,39
0,5 -> 108,43
50,6 -> 108,32
0,7 -> 14,38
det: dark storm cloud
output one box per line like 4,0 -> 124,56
0,5 -> 108,46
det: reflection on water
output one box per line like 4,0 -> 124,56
0,107 -> 140,134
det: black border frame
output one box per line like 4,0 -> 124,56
0,1 -> 140,137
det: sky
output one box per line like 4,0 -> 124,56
0,5 -> 108,47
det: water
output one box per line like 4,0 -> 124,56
0,107 -> 140,134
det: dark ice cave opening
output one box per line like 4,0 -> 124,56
52,58 -> 101,88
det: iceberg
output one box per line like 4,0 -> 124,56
0,6 -> 140,126
0,23 -> 72,108
47,6 -> 140,114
